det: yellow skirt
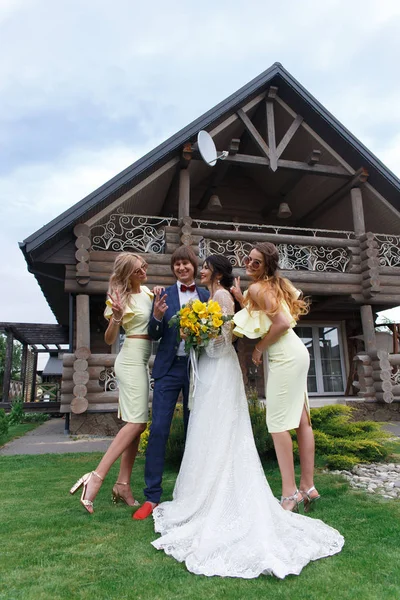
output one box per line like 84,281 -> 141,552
114,338 -> 152,423
266,329 -> 310,433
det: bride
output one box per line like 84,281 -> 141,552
151,254 -> 344,579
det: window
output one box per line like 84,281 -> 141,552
295,325 -> 346,395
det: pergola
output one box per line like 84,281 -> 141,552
0,322 -> 69,403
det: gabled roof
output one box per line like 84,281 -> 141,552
21,62 -> 400,256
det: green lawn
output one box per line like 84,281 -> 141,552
0,453 -> 399,600
0,423 -> 41,448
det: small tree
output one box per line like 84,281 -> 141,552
0,334 -> 23,390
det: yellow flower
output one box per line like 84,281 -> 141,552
192,299 -> 206,314
212,316 -> 223,328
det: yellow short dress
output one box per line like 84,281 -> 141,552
233,295 -> 310,434
105,286 -> 153,423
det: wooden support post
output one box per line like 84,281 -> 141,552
76,295 -> 90,350
2,330 -> 14,402
351,187 -> 366,235
20,344 -> 28,401
360,305 -> 376,354
178,169 -> 190,221
30,351 -> 38,403
266,91 -> 277,172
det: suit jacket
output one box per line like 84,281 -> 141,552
148,283 -> 210,380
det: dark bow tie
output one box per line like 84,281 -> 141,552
180,284 -> 196,293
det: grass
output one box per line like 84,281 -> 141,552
0,423 -> 41,448
0,453 -> 400,600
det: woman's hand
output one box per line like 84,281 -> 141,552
180,328 -> 188,341
107,291 -> 123,323
153,285 -> 165,296
153,292 -> 168,321
252,345 -> 263,366
230,276 -> 244,307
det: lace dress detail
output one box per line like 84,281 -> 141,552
152,289 -> 344,579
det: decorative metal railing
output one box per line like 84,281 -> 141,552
99,367 -> 118,392
375,234 -> 400,268
199,238 -> 351,273
192,219 -> 356,238
91,212 -> 178,253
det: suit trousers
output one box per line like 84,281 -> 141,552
144,355 -> 190,503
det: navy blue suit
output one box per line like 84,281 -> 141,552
145,283 -> 209,503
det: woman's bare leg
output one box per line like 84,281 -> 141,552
296,406 -> 318,497
83,422 -> 145,502
271,430 -> 300,509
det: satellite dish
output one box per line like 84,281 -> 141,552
197,131 -> 228,167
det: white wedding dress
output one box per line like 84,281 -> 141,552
152,289 -> 344,579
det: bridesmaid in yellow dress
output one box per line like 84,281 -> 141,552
70,252 -> 156,513
232,242 -> 320,513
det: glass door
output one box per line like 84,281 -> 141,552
295,324 -> 346,395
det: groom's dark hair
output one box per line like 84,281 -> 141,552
170,246 -> 198,278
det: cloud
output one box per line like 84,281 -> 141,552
1,0 -> 400,327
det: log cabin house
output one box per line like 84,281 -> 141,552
19,63 -> 400,434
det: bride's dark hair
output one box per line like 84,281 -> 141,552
203,255 -> 241,314
203,255 -> 234,289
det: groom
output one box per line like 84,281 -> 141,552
133,246 -> 209,520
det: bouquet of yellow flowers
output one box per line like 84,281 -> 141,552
169,298 -> 232,354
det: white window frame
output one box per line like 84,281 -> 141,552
295,322 -> 347,396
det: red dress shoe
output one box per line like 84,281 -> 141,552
132,501 -> 158,520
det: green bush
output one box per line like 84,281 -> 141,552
139,395 -> 390,472
247,390 -> 275,460
8,396 -> 24,425
325,454 -> 359,471
0,409 -> 9,438
22,413 -> 49,423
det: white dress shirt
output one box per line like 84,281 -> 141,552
176,281 -> 199,356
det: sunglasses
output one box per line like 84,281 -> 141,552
243,256 -> 263,269
133,262 -> 148,274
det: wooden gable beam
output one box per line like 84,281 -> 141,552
223,152 -> 349,177
237,108 -> 269,158
276,114 -> 303,158
266,87 -> 278,171
298,167 -> 369,224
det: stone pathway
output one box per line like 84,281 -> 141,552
0,418 -> 113,456
329,463 -> 400,499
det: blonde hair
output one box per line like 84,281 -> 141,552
107,252 -> 143,311
245,242 -> 309,321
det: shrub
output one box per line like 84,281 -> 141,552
8,396 -> 24,425
313,430 -> 336,454
165,413 -> 185,467
22,413 -> 49,423
325,454 -> 359,471
138,394 -> 390,472
247,389 -> 275,460
0,409 -> 9,439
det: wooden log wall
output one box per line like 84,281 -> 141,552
354,350 -> 394,403
61,351 -> 155,414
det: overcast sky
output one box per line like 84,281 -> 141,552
1,0 -> 400,328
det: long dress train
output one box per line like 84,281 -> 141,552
151,290 -> 344,579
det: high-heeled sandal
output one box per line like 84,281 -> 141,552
69,470 -> 103,514
280,489 -> 304,513
111,482 -> 140,507
300,486 -> 320,513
